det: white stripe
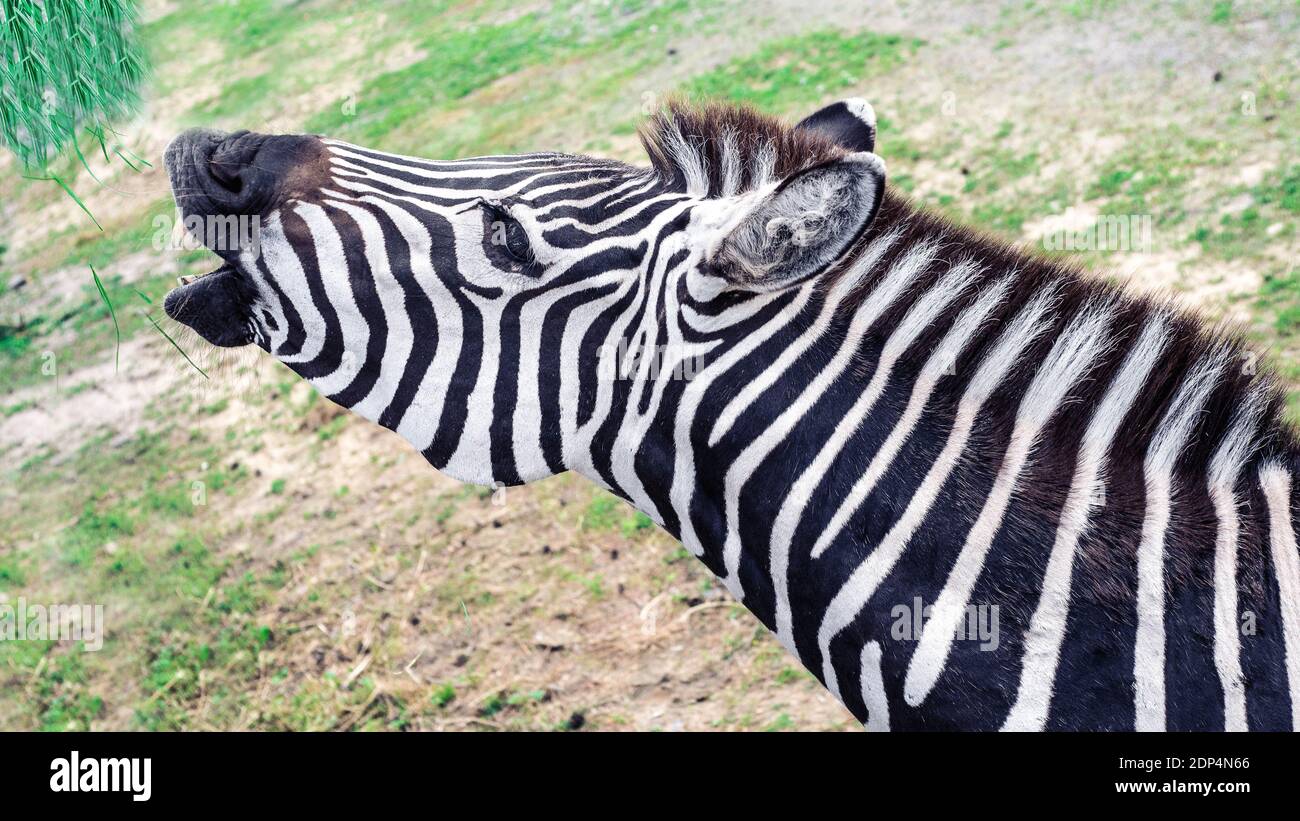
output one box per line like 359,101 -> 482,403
531,176 -> 647,216
816,285 -> 1060,699
604,174 -> 662,209
719,129 -> 742,197
440,293 -> 501,483
681,288 -> 780,334
670,285 -> 816,557
770,258 -> 981,652
1133,348 -> 1228,731
860,641 -> 890,732
655,117 -> 709,196
293,202 -> 370,397
323,140 -> 565,166
325,200 -> 414,423
1206,385 -> 1268,731
669,227 -> 903,558
511,272 -> 624,481
719,238 -> 940,599
808,274 -> 1014,560
537,192 -> 696,235
1260,461 -> 1300,731
904,303 -> 1115,706
331,158 -> 608,204
1002,315 -> 1170,730
362,197 -> 464,452
608,226 -> 698,524
328,145 -> 606,179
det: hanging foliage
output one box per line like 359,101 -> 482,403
0,0 -> 147,170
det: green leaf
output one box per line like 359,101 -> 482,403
90,264 -> 120,373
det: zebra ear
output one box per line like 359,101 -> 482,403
796,98 -> 876,153
710,152 -> 886,292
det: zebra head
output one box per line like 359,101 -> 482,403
162,99 -> 885,487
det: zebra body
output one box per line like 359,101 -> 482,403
162,99 -> 1300,731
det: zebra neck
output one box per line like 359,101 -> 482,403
575,200 -> 1300,730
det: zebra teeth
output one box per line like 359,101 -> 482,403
177,265 -> 229,287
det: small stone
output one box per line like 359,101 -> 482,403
534,627 -> 579,651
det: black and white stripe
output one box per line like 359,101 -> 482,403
203,99 -> 1300,731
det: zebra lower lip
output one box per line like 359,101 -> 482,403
163,263 -> 254,348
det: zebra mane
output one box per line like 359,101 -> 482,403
638,103 -> 1298,490
638,98 -> 850,197
639,99 -> 1297,491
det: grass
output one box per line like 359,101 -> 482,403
0,0 -> 1296,732
0,419 -> 264,729
684,29 -> 922,111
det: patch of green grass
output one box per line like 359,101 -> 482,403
559,568 -> 607,600
683,30 -> 922,111
0,555 -> 27,588
1258,268 -> 1300,338
506,689 -> 548,707
0,259 -> 189,392
582,494 -> 622,531
1253,267 -> 1300,420
970,201 -> 1030,235
776,666 -> 806,685
144,0 -> 322,65
63,501 -> 136,567
962,149 -> 1038,195
1083,132 -> 1203,226
308,0 -> 698,152
1190,165 -> 1300,260
621,510 -> 655,537
764,713 -> 795,731
583,491 -> 657,536
316,414 -> 349,441
59,194 -> 175,267
479,688 -> 547,719
2,399 -> 35,417
1253,165 -> 1300,214
134,620 -> 272,730
479,692 -> 506,718
1063,0 -> 1121,19
31,652 -> 104,732
431,683 -> 456,708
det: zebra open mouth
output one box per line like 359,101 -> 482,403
162,262 -> 257,348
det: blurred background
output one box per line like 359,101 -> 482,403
0,0 -> 1296,731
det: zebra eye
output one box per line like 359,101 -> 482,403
482,201 -> 535,266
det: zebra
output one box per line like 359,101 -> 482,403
161,97 -> 1300,731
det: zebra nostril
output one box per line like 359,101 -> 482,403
204,130 -> 266,209
209,158 -> 244,194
